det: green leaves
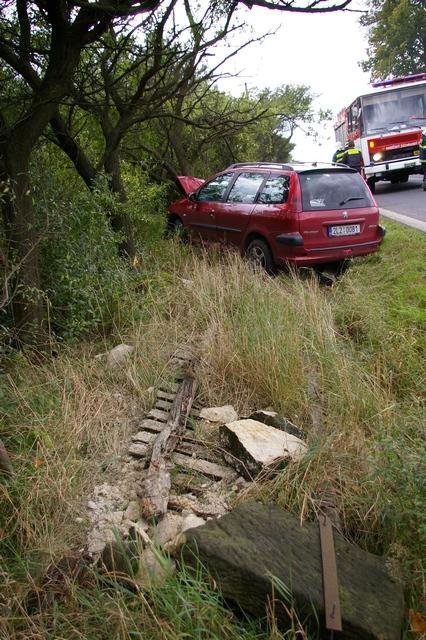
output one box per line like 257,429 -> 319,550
360,0 -> 426,80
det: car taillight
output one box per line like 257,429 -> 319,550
290,175 -> 302,212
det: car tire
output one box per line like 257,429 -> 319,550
246,238 -> 275,274
169,217 -> 188,243
367,178 -> 376,194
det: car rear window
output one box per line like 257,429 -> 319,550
298,171 -> 374,211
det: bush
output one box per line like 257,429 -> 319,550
39,179 -> 141,339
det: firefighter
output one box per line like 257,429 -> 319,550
332,141 -> 346,164
420,128 -> 426,191
341,140 -> 364,174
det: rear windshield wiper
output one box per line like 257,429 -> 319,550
339,196 -> 365,205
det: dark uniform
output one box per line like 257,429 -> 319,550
420,130 -> 426,191
341,141 -> 364,174
332,145 -> 345,163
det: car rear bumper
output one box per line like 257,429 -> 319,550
274,227 -> 385,266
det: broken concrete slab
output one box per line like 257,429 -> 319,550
248,410 -> 306,441
199,405 -> 238,424
181,502 -> 404,640
220,419 -> 306,479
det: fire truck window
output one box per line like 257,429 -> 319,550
362,87 -> 426,134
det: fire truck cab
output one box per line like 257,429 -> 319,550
334,73 -> 426,193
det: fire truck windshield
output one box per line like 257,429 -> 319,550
361,84 -> 426,135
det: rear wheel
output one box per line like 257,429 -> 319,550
367,177 -> 376,194
246,238 -> 275,274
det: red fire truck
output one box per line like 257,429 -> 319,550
334,73 -> 426,192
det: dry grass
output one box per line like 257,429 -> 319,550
1,229 -> 425,637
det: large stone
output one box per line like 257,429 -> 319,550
181,502 -> 404,640
248,410 -> 306,441
199,405 -> 238,424
107,344 -> 134,369
152,512 -> 185,546
220,419 -> 306,479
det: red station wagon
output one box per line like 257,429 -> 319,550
167,162 -> 386,271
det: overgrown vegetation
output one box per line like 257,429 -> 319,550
1,2 -> 425,637
1,217 -> 424,637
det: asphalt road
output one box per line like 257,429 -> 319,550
374,175 -> 426,232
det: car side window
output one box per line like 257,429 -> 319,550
258,175 -> 290,204
226,172 -> 265,204
196,173 -> 234,202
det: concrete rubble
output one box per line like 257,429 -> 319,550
220,418 -> 307,479
106,343 -> 134,369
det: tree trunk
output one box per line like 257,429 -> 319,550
5,148 -> 45,345
50,114 -> 97,189
104,148 -> 135,259
168,124 -> 192,175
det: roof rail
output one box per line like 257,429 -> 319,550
226,161 -> 294,170
292,160 -> 345,167
226,160 -> 345,171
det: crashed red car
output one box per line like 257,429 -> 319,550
167,162 -> 385,271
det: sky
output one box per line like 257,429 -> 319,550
213,2 -> 373,163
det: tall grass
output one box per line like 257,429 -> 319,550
1,223 -> 425,637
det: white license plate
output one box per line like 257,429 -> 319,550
328,224 -> 360,237
404,161 -> 416,168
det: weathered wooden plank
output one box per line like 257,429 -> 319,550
137,419 -> 166,433
147,408 -> 169,422
155,399 -> 173,411
172,452 -> 234,480
168,494 -> 227,518
171,472 -> 214,495
128,442 -> 148,457
132,431 -> 156,444
140,464 -> 170,520
157,390 -> 175,402
141,376 -> 198,520
175,441 -> 219,463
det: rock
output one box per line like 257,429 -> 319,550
220,419 -> 306,479
181,513 -> 206,532
99,540 -> 139,576
136,549 -> 175,588
181,502 -> 404,640
87,528 -> 115,555
106,344 -> 134,369
102,511 -> 124,526
152,513 -> 184,546
124,501 -> 141,522
248,410 -> 306,440
199,405 -> 238,424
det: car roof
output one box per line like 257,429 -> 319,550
225,161 -> 352,173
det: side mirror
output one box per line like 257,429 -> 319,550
188,192 -> 197,202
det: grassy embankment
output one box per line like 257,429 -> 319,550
0,219 -> 425,638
